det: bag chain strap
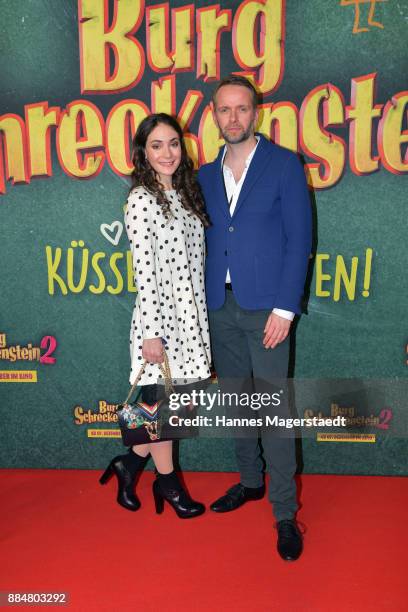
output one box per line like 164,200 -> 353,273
123,350 -> 175,405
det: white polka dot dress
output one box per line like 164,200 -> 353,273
125,186 -> 211,386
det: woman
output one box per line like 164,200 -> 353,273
100,113 -> 211,518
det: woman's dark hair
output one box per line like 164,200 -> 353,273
130,113 -> 210,227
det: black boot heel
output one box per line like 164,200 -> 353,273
99,453 -> 147,512
153,480 -> 164,514
99,463 -> 114,485
154,472 -> 205,519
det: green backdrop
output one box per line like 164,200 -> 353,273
0,0 -> 407,473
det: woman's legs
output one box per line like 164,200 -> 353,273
99,448 -> 149,511
135,384 -> 173,470
132,444 -> 150,458
132,440 -> 173,472
149,441 -> 173,473
131,431 -> 204,518
103,382 -> 204,516
152,444 -> 205,518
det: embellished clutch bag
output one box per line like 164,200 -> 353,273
117,351 -> 174,445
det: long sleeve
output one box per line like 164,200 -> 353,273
274,155 -> 312,312
125,189 -> 164,340
272,308 -> 295,321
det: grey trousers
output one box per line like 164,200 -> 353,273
209,289 -> 298,521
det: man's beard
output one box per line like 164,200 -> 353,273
221,125 -> 253,144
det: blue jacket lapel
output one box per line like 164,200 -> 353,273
212,145 -> 231,220
231,134 -> 271,219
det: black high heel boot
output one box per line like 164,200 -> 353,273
152,471 -> 205,519
99,450 -> 148,511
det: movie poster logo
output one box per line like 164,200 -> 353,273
74,400 -> 119,425
0,332 -> 57,364
304,402 -> 393,431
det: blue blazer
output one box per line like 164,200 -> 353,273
198,134 -> 312,313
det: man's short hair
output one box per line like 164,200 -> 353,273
212,75 -> 259,109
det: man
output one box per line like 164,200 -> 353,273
198,75 -> 312,561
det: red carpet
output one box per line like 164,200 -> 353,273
0,470 -> 407,611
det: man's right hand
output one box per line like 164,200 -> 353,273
142,338 -> 164,363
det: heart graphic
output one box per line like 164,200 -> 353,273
100,221 -> 123,246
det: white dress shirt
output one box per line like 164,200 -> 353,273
221,138 -> 295,321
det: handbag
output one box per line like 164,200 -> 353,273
117,352 -> 175,446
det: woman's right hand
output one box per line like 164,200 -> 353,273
142,338 -> 164,364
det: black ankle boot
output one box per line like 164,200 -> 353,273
99,450 -> 148,511
152,471 -> 205,519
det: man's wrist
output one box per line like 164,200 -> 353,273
272,308 -> 295,321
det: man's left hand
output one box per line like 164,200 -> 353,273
263,312 -> 291,349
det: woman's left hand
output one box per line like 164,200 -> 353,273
142,338 -> 165,363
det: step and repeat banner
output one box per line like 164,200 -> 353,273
0,0 -> 407,473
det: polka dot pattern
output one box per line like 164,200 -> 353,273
125,186 -> 211,385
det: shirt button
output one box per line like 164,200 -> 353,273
228,226 -> 234,232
